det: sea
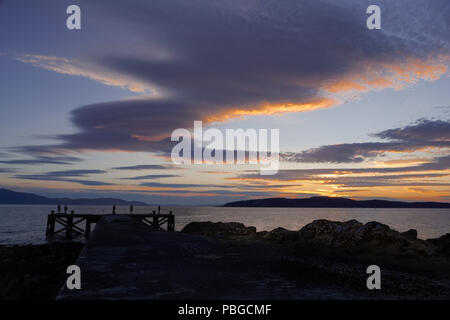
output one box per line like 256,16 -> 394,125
0,205 -> 449,245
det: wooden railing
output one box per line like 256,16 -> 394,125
46,209 -> 175,239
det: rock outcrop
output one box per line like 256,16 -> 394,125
181,221 -> 257,237
181,219 -> 446,259
295,219 -> 436,257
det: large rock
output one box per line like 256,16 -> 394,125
257,227 -> 299,243
297,219 -> 436,257
181,221 -> 257,237
427,233 -> 450,257
297,219 -> 363,247
401,229 -> 418,240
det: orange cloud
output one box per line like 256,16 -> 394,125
206,98 -> 337,122
323,57 -> 448,95
204,57 -> 448,124
16,54 -> 152,93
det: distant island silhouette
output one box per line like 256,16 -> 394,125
0,188 -> 147,206
223,196 -> 450,208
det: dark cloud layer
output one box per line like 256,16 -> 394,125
38,169 -> 106,177
236,154 -> 450,191
13,169 -> 111,186
0,155 -> 82,165
241,154 -> 450,180
282,119 -> 450,163
121,174 -> 180,180
13,175 -> 112,186
112,164 -> 174,170
140,182 -> 234,189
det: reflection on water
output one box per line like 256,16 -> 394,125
0,205 -> 449,245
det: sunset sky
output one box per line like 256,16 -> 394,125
0,0 -> 449,205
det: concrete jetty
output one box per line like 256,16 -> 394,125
57,215 -> 363,299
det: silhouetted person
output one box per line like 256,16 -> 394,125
113,205 -> 116,215
158,205 -> 161,214
57,204 -> 61,213
64,205 -> 67,214
130,205 -> 133,214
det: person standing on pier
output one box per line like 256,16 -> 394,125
113,205 -> 116,215
130,205 -> 133,214
64,205 -> 67,214
58,204 -> 61,213
158,205 -> 161,214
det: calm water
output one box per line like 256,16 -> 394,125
0,205 -> 449,245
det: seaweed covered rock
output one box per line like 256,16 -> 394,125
181,221 -> 257,237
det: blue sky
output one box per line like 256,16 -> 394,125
0,0 -> 449,205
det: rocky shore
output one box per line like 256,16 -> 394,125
0,242 -> 83,299
1,219 -> 449,299
182,219 -> 450,259
182,219 -> 450,298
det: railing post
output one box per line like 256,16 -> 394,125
85,219 -> 91,238
66,211 -> 74,239
46,212 -> 50,236
46,211 -> 56,236
152,210 -> 158,229
168,211 -> 174,231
